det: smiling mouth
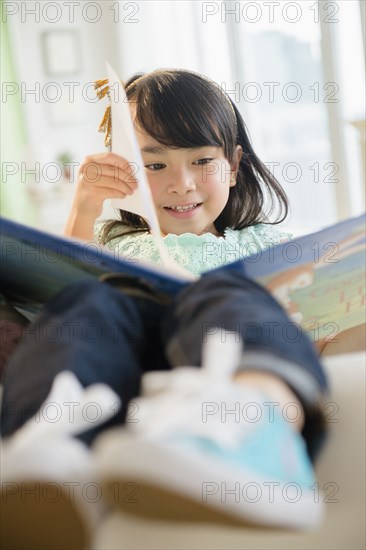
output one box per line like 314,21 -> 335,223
164,203 -> 202,212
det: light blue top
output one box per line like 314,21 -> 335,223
95,223 -> 291,276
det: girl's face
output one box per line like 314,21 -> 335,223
135,126 -> 242,236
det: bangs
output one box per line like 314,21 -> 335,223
126,71 -> 236,157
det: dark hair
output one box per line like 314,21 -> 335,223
100,69 -> 288,244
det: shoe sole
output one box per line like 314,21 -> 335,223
0,481 -> 89,550
97,435 -> 323,530
103,476 -> 261,528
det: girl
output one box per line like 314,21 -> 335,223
1,69 -> 328,548
65,69 -> 291,272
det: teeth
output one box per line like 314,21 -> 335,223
170,204 -> 197,212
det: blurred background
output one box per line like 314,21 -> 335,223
1,0 -> 365,235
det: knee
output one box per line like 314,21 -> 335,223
197,267 -> 268,298
44,280 -> 141,320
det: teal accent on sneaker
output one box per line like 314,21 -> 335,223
168,412 -> 315,488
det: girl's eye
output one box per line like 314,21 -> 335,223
194,158 -> 215,165
145,163 -> 165,171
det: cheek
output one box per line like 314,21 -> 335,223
205,181 -> 231,215
208,166 -> 232,195
207,163 -> 231,186
145,175 -> 160,202
206,174 -> 232,200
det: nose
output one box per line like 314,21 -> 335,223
167,168 -> 196,195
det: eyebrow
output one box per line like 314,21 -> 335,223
141,145 -> 216,154
140,145 -> 168,154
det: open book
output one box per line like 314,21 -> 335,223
0,214 -> 365,343
1,63 -> 364,341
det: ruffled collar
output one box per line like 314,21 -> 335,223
161,227 -> 238,242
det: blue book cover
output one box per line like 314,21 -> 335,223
1,214 -> 365,341
214,214 -> 365,341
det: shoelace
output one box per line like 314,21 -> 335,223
142,332 -> 243,397
133,375 -> 265,450
6,371 -> 121,451
129,335 -> 264,450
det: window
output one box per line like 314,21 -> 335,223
222,0 -> 365,233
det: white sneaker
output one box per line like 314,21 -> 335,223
0,371 -> 121,549
95,335 -> 324,530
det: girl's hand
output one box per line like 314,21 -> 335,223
64,152 -> 138,240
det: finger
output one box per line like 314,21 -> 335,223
80,167 -> 138,192
92,185 -> 135,202
92,175 -> 137,196
83,153 -> 134,174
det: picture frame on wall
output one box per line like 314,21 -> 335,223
41,30 -> 82,76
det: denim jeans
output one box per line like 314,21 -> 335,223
1,268 -> 328,460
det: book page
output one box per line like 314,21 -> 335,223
106,63 -> 195,281
242,215 -> 366,342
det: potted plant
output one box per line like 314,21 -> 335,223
56,151 -> 73,180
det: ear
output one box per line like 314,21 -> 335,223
229,145 -> 243,187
